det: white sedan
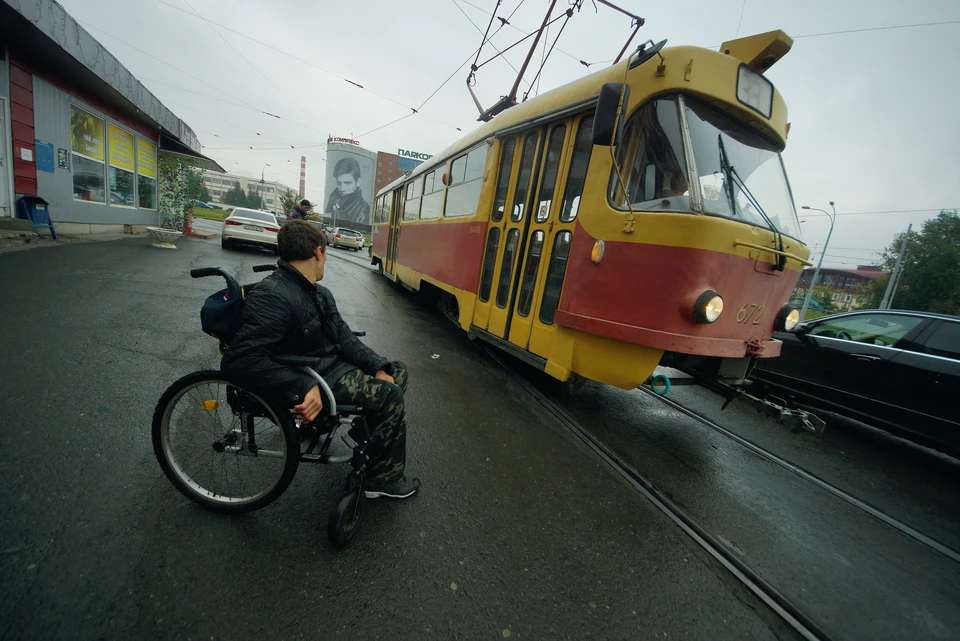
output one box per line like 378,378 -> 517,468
221,208 -> 281,254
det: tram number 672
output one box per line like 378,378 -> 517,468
736,303 -> 766,325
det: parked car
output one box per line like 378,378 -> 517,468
750,310 -> 960,456
221,208 -> 281,254
329,227 -> 364,251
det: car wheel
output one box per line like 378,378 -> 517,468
221,237 -> 230,250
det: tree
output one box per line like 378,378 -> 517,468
803,284 -> 843,319
197,184 -> 212,203
245,187 -> 263,210
280,189 -> 300,214
865,210 -> 960,314
222,182 -> 246,207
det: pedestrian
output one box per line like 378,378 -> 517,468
221,219 -> 420,499
289,199 -> 311,220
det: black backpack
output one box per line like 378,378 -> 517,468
200,285 -> 247,348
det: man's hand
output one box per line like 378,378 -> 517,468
294,385 -> 324,423
374,369 -> 394,384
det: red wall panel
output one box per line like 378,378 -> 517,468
9,62 -> 37,196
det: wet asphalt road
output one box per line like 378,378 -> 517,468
1,233 -> 958,639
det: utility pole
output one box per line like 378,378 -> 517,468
879,223 -> 912,310
798,202 -> 836,321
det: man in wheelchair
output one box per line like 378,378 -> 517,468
221,220 -> 420,500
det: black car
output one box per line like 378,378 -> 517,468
751,310 -> 960,456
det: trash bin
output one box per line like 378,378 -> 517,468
16,195 -> 57,240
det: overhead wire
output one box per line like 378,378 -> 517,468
151,0 -> 463,133
451,0 -> 531,86
179,0 -> 330,133
458,0 -> 582,63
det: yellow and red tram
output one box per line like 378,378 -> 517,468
370,31 -> 811,390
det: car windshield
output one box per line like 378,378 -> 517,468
684,98 -> 802,241
809,314 -> 924,346
232,210 -> 275,224
339,229 -> 361,236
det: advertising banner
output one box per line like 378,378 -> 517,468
70,106 -> 105,161
324,147 -> 376,227
108,125 -> 135,171
137,139 -> 157,178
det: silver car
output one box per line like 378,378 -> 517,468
221,208 -> 280,254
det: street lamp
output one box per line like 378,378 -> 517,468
798,201 -> 836,321
260,164 -> 271,211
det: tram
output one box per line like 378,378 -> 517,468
370,31 -> 811,390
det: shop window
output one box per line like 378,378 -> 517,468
137,138 -> 157,209
108,125 -> 136,207
70,106 -> 106,203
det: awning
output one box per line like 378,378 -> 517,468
159,131 -> 225,173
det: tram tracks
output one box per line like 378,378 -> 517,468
482,346 -> 832,641
641,387 -> 960,566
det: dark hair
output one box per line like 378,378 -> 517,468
333,157 -> 361,180
299,199 -> 311,207
278,219 -> 326,261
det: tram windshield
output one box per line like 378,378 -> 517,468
609,95 -> 802,243
684,98 -> 802,241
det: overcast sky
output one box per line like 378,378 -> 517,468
62,0 -> 960,268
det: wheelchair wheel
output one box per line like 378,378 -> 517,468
153,370 -> 299,514
328,489 -> 366,547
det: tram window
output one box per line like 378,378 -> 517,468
403,178 -> 421,221
535,125 -> 566,222
478,228 -> 501,303
560,116 -> 594,222
609,97 -> 690,211
446,144 -> 489,218
383,193 -> 392,224
496,228 -> 521,308
517,230 -> 545,316
539,231 -> 573,324
492,139 -> 516,222
421,167 -> 445,220
510,132 -> 540,222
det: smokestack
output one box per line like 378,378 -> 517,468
299,156 -> 306,198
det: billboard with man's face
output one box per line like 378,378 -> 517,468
324,144 -> 376,228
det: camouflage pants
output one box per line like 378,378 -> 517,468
331,361 -> 408,485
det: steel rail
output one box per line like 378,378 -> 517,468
641,387 -> 960,565
482,347 -> 832,641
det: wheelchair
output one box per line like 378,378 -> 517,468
151,264 -> 373,546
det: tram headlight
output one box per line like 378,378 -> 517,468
775,305 -> 800,332
693,290 -> 723,324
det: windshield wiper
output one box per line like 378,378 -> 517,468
717,134 -> 786,271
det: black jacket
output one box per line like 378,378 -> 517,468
220,260 -> 389,406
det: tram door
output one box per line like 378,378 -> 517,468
477,114 -> 595,356
385,186 -> 404,276
484,129 -> 543,339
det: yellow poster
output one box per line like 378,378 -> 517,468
108,125 -> 135,172
70,106 -> 104,161
137,139 -> 157,178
